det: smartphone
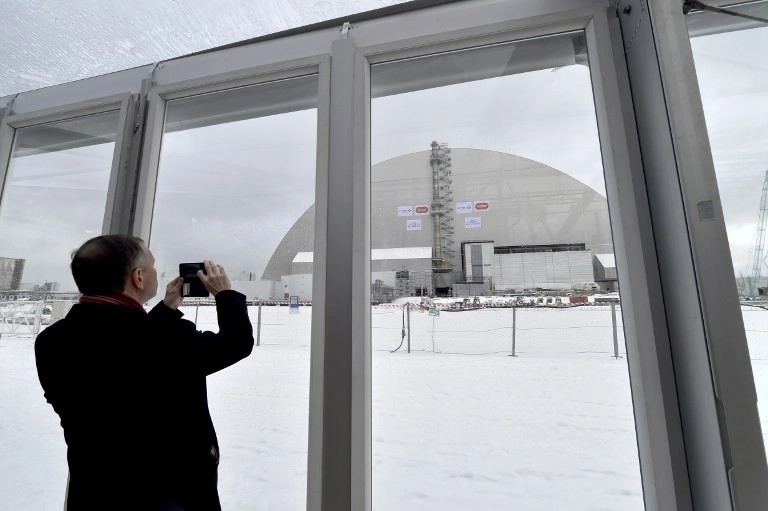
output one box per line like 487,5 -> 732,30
179,263 -> 209,297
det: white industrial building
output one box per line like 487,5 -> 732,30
264,148 -> 617,299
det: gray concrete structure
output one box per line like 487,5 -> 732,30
263,148 -> 614,287
0,257 -> 25,290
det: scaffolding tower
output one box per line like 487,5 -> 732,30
429,141 -> 455,294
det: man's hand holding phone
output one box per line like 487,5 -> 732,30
198,260 -> 231,297
163,276 -> 185,309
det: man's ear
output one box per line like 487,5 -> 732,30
129,267 -> 144,290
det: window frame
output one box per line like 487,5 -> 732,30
324,3 -> 688,510
132,56 -> 330,240
0,93 -> 137,237
133,54 -> 333,510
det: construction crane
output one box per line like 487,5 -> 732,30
748,170 -> 768,299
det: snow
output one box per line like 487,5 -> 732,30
2,305 -> 767,510
595,253 -> 616,268
292,252 -> 314,263
293,246 -> 432,264
373,246 -> 432,260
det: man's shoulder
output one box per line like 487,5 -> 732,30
36,304 -> 150,343
35,317 -> 72,354
36,315 -> 71,338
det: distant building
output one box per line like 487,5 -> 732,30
0,257 -> 25,290
263,149 -> 615,300
593,253 -> 619,292
735,276 -> 768,299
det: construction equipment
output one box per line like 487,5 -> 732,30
748,170 -> 768,299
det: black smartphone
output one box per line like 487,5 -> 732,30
179,263 -> 208,297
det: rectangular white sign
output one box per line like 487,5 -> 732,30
465,216 -> 482,229
456,201 -> 473,214
398,206 -> 414,217
406,219 -> 422,231
414,204 -> 431,216
473,200 -> 490,212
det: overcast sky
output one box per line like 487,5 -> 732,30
0,4 -> 765,292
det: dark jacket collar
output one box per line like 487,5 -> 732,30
79,293 -> 146,314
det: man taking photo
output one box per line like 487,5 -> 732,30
35,235 -> 254,510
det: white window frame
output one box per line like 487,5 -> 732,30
616,1 -> 768,509
133,54 -> 333,511
323,2 -> 689,510
0,93 -> 137,236
132,56 -> 330,241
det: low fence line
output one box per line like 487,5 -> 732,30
377,303 -> 625,358
0,301 -> 46,336
6,301 -> 768,361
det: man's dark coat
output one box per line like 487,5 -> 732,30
35,290 -> 254,510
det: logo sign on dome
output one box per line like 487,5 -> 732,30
398,206 -> 414,217
414,205 -> 430,215
406,219 -> 422,231
456,201 -> 473,214
474,201 -> 490,211
465,217 -> 482,229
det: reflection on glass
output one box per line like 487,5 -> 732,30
149,75 -> 318,510
370,33 -> 643,510
0,112 -> 119,294
0,110 -> 120,510
689,24 -> 768,454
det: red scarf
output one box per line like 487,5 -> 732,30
79,293 -> 147,314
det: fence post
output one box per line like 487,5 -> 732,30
431,314 -> 436,353
33,301 -> 43,335
611,301 -> 619,359
64,472 -> 70,511
407,304 -> 411,354
510,306 -> 517,357
193,302 -> 199,327
257,300 -> 262,347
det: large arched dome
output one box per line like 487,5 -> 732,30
263,148 -> 612,281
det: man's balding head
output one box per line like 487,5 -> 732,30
71,235 -> 147,295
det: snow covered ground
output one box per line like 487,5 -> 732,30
2,304 -> 768,510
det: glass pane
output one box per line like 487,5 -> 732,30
0,110 -> 120,510
688,22 -> 768,454
149,75 -> 318,510
370,33 -> 643,510
3,0 -> 414,96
